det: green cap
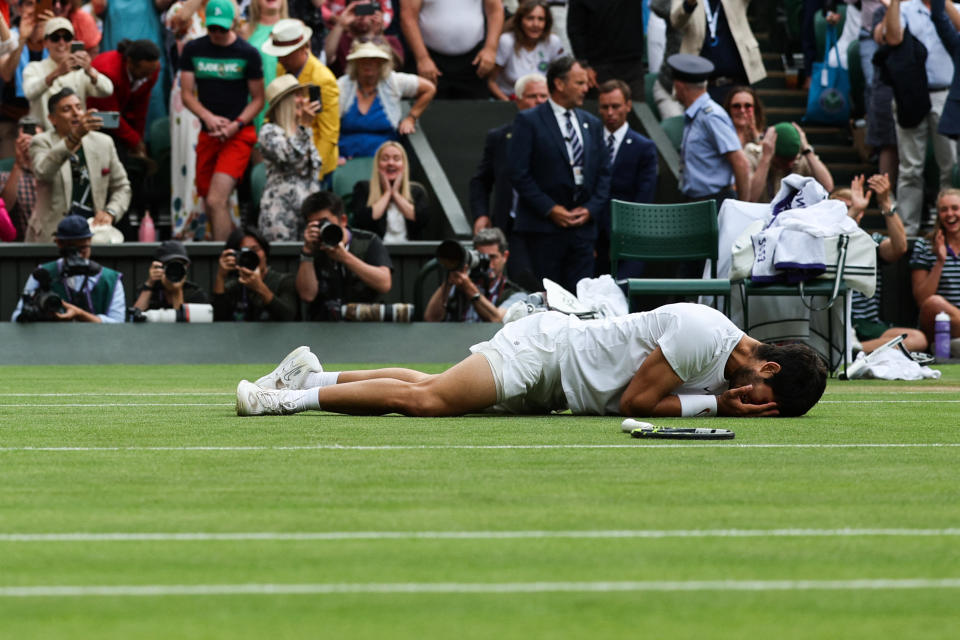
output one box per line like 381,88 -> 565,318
205,0 -> 236,29
773,122 -> 801,159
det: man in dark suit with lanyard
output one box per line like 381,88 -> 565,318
508,55 -> 612,293
469,73 -> 549,293
596,78 -> 658,276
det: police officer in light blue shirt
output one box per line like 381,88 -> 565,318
668,54 -> 750,207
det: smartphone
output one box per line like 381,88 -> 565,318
20,123 -> 37,136
37,0 -> 53,16
98,111 -> 121,129
354,2 -> 377,15
308,85 -> 321,104
70,42 -> 84,53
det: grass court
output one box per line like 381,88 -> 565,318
1,362 -> 959,638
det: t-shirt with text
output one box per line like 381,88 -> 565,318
179,36 -> 263,125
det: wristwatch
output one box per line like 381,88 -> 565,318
801,146 -> 814,156
470,292 -> 481,302
881,203 -> 898,217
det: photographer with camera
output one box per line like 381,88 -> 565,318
296,190 -> 392,321
212,227 -> 298,322
132,240 -> 208,313
11,214 -> 126,323
27,86 -> 130,242
424,227 -> 526,323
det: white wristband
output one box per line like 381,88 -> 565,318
678,394 -> 718,417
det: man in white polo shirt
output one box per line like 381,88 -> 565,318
399,0 -> 503,98
236,303 -> 828,419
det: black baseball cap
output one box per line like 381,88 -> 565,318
155,240 -> 190,264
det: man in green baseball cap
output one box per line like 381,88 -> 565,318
178,0 -> 265,241
746,121 -> 835,202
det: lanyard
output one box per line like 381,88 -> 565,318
705,0 -> 722,48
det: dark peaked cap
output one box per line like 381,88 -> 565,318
667,54 -> 715,83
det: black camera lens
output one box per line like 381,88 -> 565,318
164,260 -> 187,283
319,221 -> 343,247
237,247 -> 260,270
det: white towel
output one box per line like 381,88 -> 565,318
844,348 -> 941,380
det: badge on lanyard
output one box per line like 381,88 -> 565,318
572,165 -> 585,186
706,0 -> 721,48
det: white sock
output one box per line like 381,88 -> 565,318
285,389 -> 321,412
305,371 -> 339,388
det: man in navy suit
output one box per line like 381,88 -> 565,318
469,73 -> 549,292
596,78 -> 658,276
508,55 -> 612,292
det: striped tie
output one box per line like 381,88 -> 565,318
607,132 -> 616,164
564,110 -> 584,167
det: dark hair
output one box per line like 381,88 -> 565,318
473,227 -> 508,253
225,226 -> 271,260
508,0 -> 552,49
47,87 -> 77,117
118,38 -> 161,62
722,85 -> 766,136
546,55 -> 580,94
597,78 -> 631,102
756,342 -> 827,417
300,190 -> 345,220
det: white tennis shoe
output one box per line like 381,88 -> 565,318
236,380 -> 300,416
254,346 -> 322,390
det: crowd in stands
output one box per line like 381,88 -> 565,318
0,0 -> 959,349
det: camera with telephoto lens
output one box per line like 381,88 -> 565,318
164,261 -> 187,283
317,220 -> 343,247
60,246 -> 102,278
16,268 -> 65,322
234,248 -> 260,271
436,239 -> 491,281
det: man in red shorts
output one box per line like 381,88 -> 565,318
179,0 -> 264,240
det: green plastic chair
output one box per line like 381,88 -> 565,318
644,72 -> 661,121
0,157 -> 14,172
149,116 -> 170,157
659,115 -> 684,152
332,156 -> 375,214
250,162 -> 266,208
610,199 -> 730,312
847,39 -> 864,118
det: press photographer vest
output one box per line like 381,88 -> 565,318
40,260 -> 120,314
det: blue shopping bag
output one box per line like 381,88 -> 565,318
803,26 -> 851,125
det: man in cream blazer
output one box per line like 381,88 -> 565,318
668,0 -> 765,101
27,87 -> 130,242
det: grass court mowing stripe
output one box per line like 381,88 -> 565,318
2,528 -> 960,542
2,579 -> 960,598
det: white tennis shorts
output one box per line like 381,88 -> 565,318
469,312 -> 569,414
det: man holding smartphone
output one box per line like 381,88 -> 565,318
21,17 -> 113,129
27,86 -> 131,241
264,19 -> 340,184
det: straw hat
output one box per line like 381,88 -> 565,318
264,74 -> 314,120
346,40 -> 392,62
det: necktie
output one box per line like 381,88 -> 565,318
607,132 -> 616,164
564,110 -> 584,167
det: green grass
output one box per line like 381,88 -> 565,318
1,363 -> 959,638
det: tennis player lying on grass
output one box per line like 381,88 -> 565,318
236,303 -> 827,418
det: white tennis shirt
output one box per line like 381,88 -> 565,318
558,303 -> 744,415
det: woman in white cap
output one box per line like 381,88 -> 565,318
21,16 -> 113,127
257,73 -> 322,241
337,38 -> 435,160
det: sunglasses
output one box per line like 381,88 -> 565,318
730,103 -> 754,111
208,25 -> 229,34
46,32 -> 73,43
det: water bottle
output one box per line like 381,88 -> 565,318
138,210 -> 156,243
934,311 -> 951,360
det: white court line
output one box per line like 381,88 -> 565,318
1,578 -> 959,598
2,528 -> 959,543
0,403 -> 232,408
0,393 -> 228,397
1,443 -> 958,453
